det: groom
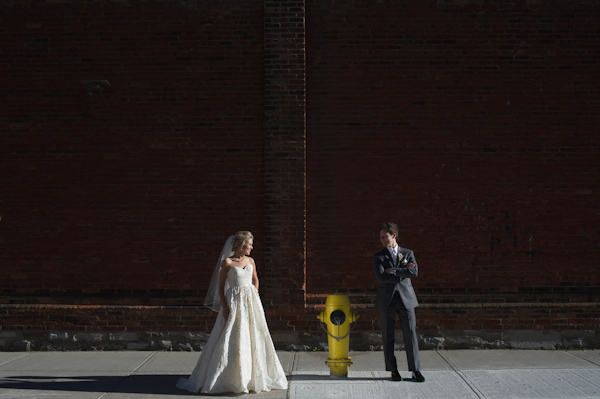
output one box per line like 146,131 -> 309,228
374,222 -> 425,382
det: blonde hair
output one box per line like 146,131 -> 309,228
232,231 -> 254,252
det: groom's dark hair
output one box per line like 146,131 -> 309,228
380,222 -> 399,237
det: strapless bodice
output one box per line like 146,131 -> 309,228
227,264 -> 253,288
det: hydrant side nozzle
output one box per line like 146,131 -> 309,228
317,311 -> 325,323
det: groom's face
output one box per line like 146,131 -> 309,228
379,229 -> 397,248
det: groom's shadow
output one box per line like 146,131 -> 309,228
291,374 -> 420,382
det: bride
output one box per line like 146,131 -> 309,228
176,231 -> 288,394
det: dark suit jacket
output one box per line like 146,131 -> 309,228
374,247 -> 419,310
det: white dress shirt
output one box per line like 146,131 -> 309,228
388,245 -> 399,265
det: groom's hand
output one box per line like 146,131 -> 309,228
406,262 -> 415,268
385,268 -> 395,275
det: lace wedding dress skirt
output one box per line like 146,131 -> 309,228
177,264 -> 288,394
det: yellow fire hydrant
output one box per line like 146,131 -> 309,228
317,293 -> 359,378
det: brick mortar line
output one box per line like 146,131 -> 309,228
311,302 -> 600,309
1,302 -> 599,310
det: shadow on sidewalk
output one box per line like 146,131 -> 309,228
0,374 -> 188,396
291,374 -> 422,383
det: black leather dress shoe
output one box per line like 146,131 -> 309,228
412,370 -> 425,382
391,370 -> 402,381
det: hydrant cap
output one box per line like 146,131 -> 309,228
325,293 -> 351,308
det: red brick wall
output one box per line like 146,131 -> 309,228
1,0 -> 266,302
1,0 -> 599,346
305,0 -> 600,302
262,0 -> 307,310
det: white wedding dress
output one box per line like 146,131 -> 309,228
176,264 -> 288,394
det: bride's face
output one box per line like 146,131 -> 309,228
242,239 -> 253,256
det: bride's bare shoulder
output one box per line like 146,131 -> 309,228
221,258 -> 234,269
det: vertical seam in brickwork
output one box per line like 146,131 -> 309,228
263,0 -> 307,315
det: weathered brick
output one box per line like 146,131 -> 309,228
0,0 -> 598,347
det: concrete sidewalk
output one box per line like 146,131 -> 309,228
0,350 -> 599,398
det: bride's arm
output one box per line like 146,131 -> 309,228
219,259 -> 231,318
251,258 -> 259,291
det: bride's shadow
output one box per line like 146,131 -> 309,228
0,374 -> 190,396
0,374 -> 293,397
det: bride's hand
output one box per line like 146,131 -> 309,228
222,307 -> 230,320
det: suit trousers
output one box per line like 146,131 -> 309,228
379,291 -> 421,372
